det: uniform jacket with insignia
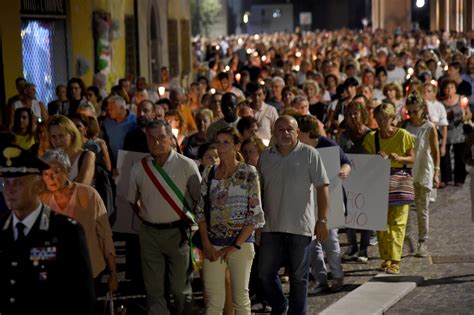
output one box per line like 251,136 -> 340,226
0,205 -> 95,315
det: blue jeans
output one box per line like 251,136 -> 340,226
310,229 -> 343,284
258,232 -> 312,315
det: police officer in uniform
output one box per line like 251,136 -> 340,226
0,145 -> 95,315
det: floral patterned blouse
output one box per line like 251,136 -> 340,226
196,163 -> 265,246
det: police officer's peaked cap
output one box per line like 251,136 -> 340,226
0,146 -> 49,177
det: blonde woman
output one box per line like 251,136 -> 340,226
46,115 -> 95,185
363,102 -> 415,274
382,82 -> 406,124
403,94 -> 440,257
303,80 -> 326,122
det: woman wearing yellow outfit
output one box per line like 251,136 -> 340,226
12,108 -> 36,150
363,102 -> 415,274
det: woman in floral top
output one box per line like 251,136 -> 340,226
196,127 -> 265,314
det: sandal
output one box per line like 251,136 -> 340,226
377,260 -> 391,271
386,264 -> 400,274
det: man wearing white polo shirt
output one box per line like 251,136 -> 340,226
258,115 -> 330,314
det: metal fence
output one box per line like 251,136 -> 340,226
21,19 -> 68,105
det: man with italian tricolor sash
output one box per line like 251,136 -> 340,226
128,120 -> 201,315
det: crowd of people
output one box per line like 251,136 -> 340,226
0,27 -> 473,315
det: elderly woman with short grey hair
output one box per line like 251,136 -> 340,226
40,149 -> 118,294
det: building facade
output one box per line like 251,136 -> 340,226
0,0 -> 192,123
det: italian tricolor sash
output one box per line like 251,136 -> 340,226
141,157 -> 196,225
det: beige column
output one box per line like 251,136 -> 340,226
444,0 -> 451,31
372,0 -> 383,29
430,0 -> 440,31
372,0 -> 411,31
466,0 -> 473,32
449,0 -> 462,32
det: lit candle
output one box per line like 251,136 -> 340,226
235,73 -> 241,83
262,139 -> 270,146
158,86 -> 165,96
210,88 -> 216,94
172,128 -> 179,138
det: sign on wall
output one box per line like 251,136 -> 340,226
21,0 -> 66,17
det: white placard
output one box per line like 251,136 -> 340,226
113,150 -> 148,234
316,147 -> 345,229
344,154 -> 391,231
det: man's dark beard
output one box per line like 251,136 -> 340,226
137,116 -> 149,128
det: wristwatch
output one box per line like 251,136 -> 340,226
317,219 -> 328,224
233,243 -> 241,250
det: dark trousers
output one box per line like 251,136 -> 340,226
441,143 -> 467,184
345,228 -> 371,257
258,232 -> 312,315
249,244 -> 265,303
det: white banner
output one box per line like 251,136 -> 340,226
316,147 -> 345,229
113,150 -> 148,234
344,154 -> 391,231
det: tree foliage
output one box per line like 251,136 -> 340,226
190,0 -> 222,36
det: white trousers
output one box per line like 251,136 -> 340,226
203,243 -> 255,315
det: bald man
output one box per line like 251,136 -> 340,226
257,115 -> 330,314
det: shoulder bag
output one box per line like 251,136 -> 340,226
191,165 -> 216,250
375,130 -> 415,206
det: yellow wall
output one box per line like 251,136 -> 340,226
1,1 -> 22,101
69,0 -> 134,88
1,0 -> 149,106
69,0 -> 94,85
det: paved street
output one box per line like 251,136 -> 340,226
303,171 -> 474,314
193,172 -> 474,314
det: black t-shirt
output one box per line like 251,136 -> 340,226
457,80 -> 472,97
309,102 -> 328,122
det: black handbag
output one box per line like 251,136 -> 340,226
191,165 -> 216,250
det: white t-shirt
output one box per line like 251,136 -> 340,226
387,67 -> 406,84
254,103 -> 279,141
426,99 -> 449,126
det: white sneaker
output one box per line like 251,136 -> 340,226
357,256 -> 369,263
